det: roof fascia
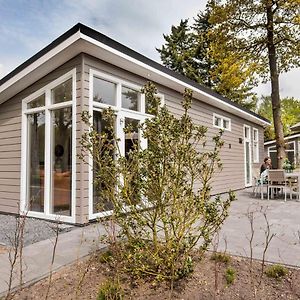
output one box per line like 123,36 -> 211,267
264,133 -> 300,145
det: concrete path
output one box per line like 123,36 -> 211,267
1,189 -> 300,296
0,222 -> 107,296
218,188 -> 300,268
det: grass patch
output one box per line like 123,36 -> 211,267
97,279 -> 123,300
211,252 -> 231,264
225,267 -> 236,285
265,264 -> 288,280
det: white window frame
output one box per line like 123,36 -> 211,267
243,124 -> 252,187
252,128 -> 259,163
213,113 -> 231,131
88,69 -> 164,220
20,69 -> 77,223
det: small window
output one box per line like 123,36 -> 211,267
27,94 -> 45,109
52,78 -> 72,104
122,86 -> 139,111
244,126 -> 250,139
93,77 -> 116,106
213,114 -> 231,131
253,128 -> 259,163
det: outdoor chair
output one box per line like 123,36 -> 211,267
267,170 -> 287,202
287,177 -> 299,201
253,169 -> 268,199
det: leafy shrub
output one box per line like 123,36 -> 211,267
265,264 -> 288,280
211,252 -> 231,264
97,279 -> 123,300
225,267 -> 236,285
80,82 -> 234,283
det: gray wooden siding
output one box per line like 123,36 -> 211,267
0,56 -> 83,219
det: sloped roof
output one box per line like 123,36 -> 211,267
0,23 -> 270,126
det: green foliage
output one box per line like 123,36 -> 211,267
99,250 -> 114,264
211,252 -> 231,264
209,0 -> 300,79
157,2 -> 258,110
225,267 -> 236,285
97,279 -> 123,300
265,264 -> 288,280
80,82 -> 234,283
258,96 -> 300,140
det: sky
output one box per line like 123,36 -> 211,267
0,0 -> 299,100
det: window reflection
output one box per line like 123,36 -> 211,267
27,94 -> 45,109
28,112 -> 45,212
122,87 -> 139,111
93,77 -> 116,106
93,111 -> 114,213
51,107 -> 72,216
52,79 -> 72,104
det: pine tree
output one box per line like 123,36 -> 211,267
157,3 -> 258,110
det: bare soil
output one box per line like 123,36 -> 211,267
15,252 -> 300,300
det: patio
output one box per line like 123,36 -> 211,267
1,188 -> 300,296
218,188 -> 300,267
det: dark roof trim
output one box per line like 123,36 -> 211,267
0,23 -> 269,124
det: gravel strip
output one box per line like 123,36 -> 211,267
0,214 -> 75,247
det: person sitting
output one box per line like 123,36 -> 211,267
260,156 -> 272,174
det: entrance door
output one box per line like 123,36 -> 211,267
244,125 -> 252,187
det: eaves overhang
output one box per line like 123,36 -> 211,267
0,23 -> 270,127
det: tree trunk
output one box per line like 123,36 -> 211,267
266,0 -> 286,168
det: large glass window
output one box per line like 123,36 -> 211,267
23,71 -> 74,220
90,70 -> 163,217
27,112 -> 45,212
51,107 -> 72,216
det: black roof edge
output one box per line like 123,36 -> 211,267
0,22 -> 270,124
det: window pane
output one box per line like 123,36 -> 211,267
93,77 -> 116,106
51,107 -> 72,216
27,94 -> 45,109
28,112 -> 45,212
253,129 -> 258,141
92,110 -> 114,213
223,119 -> 229,129
214,117 -> 221,127
125,118 -> 139,158
244,127 -> 250,139
122,87 -> 139,111
286,143 -> 294,150
253,142 -> 258,162
52,78 -> 72,104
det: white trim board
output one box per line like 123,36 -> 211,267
264,134 -> 300,146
